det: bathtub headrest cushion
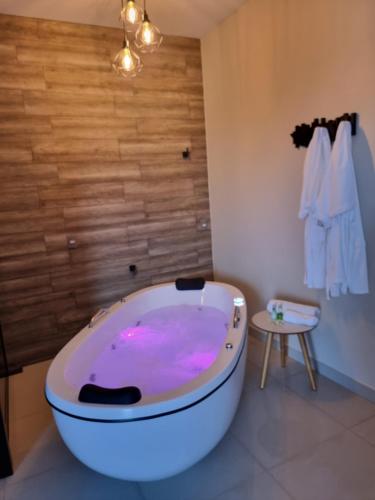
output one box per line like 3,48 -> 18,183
78,384 -> 142,405
175,277 -> 206,291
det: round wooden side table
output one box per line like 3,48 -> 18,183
251,310 -> 317,391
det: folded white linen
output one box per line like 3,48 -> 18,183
266,299 -> 320,318
283,310 -> 319,327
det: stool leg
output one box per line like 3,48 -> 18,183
260,332 -> 273,389
298,333 -> 317,391
280,335 -> 287,368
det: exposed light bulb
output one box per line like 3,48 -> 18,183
141,21 -> 154,46
135,12 -> 163,54
120,0 -> 143,27
127,4 -> 137,23
122,47 -> 135,71
112,39 -> 143,79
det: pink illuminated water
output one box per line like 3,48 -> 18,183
86,304 -> 228,397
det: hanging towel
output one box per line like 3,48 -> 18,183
283,310 -> 319,327
299,127 -> 331,288
267,299 -> 320,318
317,121 -> 369,297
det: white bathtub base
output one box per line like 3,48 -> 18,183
53,335 -> 247,481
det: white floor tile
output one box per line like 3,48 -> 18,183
271,431 -> 375,500
5,424 -> 76,486
5,461 -> 143,500
231,377 -> 344,468
212,471 -> 292,500
243,359 -> 262,389
285,371 -> 375,428
352,416 -> 375,446
139,432 -> 263,500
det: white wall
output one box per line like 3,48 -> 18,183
202,0 -> 375,391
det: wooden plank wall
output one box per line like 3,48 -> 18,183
0,14 -> 212,368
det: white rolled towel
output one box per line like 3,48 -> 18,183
283,310 -> 319,327
267,300 -> 320,318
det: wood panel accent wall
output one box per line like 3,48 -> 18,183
0,14 -> 212,368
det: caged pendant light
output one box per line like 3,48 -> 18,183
112,0 -> 162,79
120,0 -> 143,29
112,38 -> 143,78
135,0 -> 163,53
112,0 -> 163,78
112,6 -> 143,79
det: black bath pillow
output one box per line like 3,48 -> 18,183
78,384 -> 142,405
175,277 -> 206,291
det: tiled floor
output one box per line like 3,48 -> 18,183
8,360 -> 53,469
1,336 -> 375,500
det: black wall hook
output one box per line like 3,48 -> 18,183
182,148 -> 190,160
291,112 -> 357,148
129,264 -> 138,276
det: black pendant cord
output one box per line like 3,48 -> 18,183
121,0 -> 128,46
123,22 -> 127,46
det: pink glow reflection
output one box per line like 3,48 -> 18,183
178,351 -> 216,373
86,305 -> 228,396
120,326 -> 153,339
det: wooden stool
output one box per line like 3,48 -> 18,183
251,311 -> 317,391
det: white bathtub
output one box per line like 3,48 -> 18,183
46,280 -> 248,481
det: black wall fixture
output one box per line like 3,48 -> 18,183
0,323 -> 13,478
182,148 -> 191,159
291,112 -> 357,148
129,264 -> 138,276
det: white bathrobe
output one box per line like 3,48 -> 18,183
317,121 -> 369,297
299,127 -> 331,289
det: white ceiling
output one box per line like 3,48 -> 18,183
0,0 -> 246,38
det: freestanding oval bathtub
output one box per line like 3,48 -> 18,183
46,280 -> 248,481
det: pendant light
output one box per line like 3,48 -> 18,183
112,15 -> 143,78
120,0 -> 143,28
113,0 -> 162,79
135,0 -> 163,53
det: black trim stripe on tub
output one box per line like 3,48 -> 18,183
45,334 -> 247,424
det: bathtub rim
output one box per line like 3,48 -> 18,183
46,281 -> 247,422
46,331 -> 247,424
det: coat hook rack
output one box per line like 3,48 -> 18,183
291,112 -> 357,148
